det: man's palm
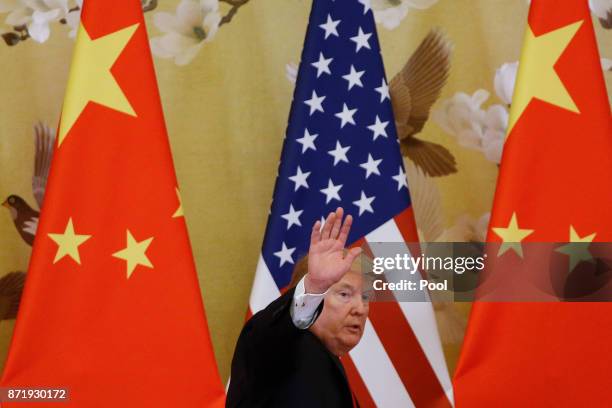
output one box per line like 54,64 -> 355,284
306,208 -> 362,294
309,239 -> 350,284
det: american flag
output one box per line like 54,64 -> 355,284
248,0 -> 453,406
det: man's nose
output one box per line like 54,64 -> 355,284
351,297 -> 368,316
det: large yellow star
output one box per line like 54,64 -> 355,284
48,218 -> 92,264
556,225 -> 596,271
507,20 -> 583,133
112,230 -> 154,279
58,22 -> 139,146
172,187 -> 184,218
492,212 -> 534,257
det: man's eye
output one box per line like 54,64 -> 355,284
339,291 -> 350,298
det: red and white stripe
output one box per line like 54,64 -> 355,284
248,208 -> 453,407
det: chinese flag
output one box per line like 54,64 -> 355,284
454,1 -> 612,406
0,0 -> 225,406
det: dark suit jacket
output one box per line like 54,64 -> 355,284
226,288 -> 355,408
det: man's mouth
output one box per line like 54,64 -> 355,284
345,324 -> 361,334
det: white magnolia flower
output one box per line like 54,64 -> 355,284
494,61 -> 518,106
432,90 -> 488,150
589,0 -> 612,20
0,0 -> 26,26
285,61 -> 298,84
0,0 -> 83,41
150,0 -> 221,66
65,0 -> 81,38
64,8 -> 78,38
372,0 -> 438,30
1,0 -> 70,43
433,90 -> 508,164
481,104 -> 507,164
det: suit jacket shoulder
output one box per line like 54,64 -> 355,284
227,289 -> 354,408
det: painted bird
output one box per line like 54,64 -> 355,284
591,0 -> 612,28
390,29 -> 457,177
0,271 -> 26,320
2,122 -> 55,246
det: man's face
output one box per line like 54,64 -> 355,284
310,270 -> 370,356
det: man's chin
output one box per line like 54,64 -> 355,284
339,332 -> 363,351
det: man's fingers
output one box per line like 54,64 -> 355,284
310,220 -> 321,245
344,246 -> 362,267
329,207 -> 343,239
337,214 -> 352,247
321,211 -> 335,239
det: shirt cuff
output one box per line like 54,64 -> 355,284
290,275 -> 327,329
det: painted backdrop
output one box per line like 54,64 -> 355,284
1,0 -> 610,380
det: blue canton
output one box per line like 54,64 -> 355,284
261,0 -> 411,289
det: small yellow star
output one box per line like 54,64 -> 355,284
58,22 -> 139,146
556,226 -> 596,271
112,230 -> 153,279
507,20 -> 582,133
173,187 -> 184,218
48,218 -> 92,264
492,212 -> 534,257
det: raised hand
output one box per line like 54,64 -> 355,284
305,207 -> 362,294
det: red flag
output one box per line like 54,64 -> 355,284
0,1 -> 225,406
454,1 -> 612,406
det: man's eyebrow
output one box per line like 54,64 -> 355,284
336,283 -> 355,290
